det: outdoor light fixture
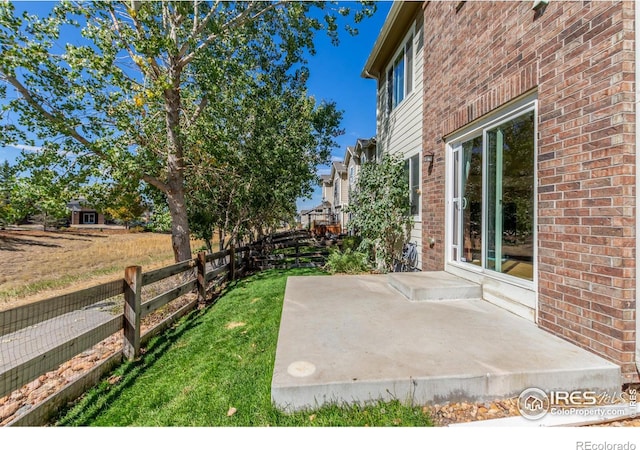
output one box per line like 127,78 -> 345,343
532,0 -> 548,11
424,152 -> 435,175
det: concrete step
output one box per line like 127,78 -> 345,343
388,271 -> 482,301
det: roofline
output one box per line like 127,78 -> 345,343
361,1 -> 422,80
344,146 -> 354,166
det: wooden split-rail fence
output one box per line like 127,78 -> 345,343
0,230 -> 333,426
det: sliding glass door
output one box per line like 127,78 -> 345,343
450,106 -> 535,282
451,136 -> 482,266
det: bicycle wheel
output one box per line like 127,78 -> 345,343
407,247 -> 417,270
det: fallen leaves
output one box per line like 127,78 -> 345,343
107,375 -> 122,385
225,322 -> 246,330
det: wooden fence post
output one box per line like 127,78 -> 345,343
295,240 -> 300,267
229,246 -> 236,281
197,251 -> 207,304
123,265 -> 142,360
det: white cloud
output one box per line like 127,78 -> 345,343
7,143 -> 44,153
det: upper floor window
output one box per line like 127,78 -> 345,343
393,51 -> 405,107
386,34 -> 414,113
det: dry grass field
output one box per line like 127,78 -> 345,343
0,227 -> 205,310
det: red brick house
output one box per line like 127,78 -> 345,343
67,199 -> 105,226
364,1 -> 639,383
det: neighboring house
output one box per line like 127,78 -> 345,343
344,137 -> 377,230
298,210 -> 310,229
320,174 -> 333,209
345,137 -> 377,204
303,201 -> 335,235
67,199 -> 105,226
362,2 -> 424,269
330,161 -> 349,232
345,145 -> 358,205
364,1 -> 640,383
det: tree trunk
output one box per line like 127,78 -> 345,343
164,76 -> 192,263
166,181 -> 192,262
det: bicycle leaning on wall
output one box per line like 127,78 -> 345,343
393,241 -> 418,272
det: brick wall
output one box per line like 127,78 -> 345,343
421,1 -> 637,381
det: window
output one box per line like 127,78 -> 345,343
393,51 -> 405,107
83,212 -> 96,224
386,34 -> 414,112
404,154 -> 420,216
449,99 -> 536,282
405,39 -> 413,95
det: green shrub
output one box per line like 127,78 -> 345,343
347,155 -> 413,272
324,249 -> 370,274
340,235 -> 362,252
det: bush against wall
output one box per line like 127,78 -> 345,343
324,249 -> 370,274
346,155 -> 413,272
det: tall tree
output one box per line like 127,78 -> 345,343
11,167 -> 73,230
90,181 -> 147,229
0,1 -> 375,261
187,64 -> 343,249
0,160 -> 15,227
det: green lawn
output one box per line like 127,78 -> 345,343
54,268 -> 433,426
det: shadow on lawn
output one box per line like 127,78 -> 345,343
54,306 -> 209,426
0,236 -> 62,252
53,268 -> 324,426
0,229 -> 104,252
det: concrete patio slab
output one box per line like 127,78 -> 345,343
271,274 -> 621,413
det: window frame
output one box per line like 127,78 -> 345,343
404,153 -> 421,217
385,31 -> 415,113
446,93 -> 538,289
83,212 -> 96,224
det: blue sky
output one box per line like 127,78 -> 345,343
0,1 -> 392,211
296,1 -> 392,212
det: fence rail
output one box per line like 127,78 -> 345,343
0,230 -> 328,425
0,279 -> 124,336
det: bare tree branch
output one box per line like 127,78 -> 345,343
180,0 -> 221,60
1,72 -> 105,159
185,96 -> 208,129
108,5 -> 160,81
179,1 -> 285,68
142,173 -> 168,193
126,4 -> 163,79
